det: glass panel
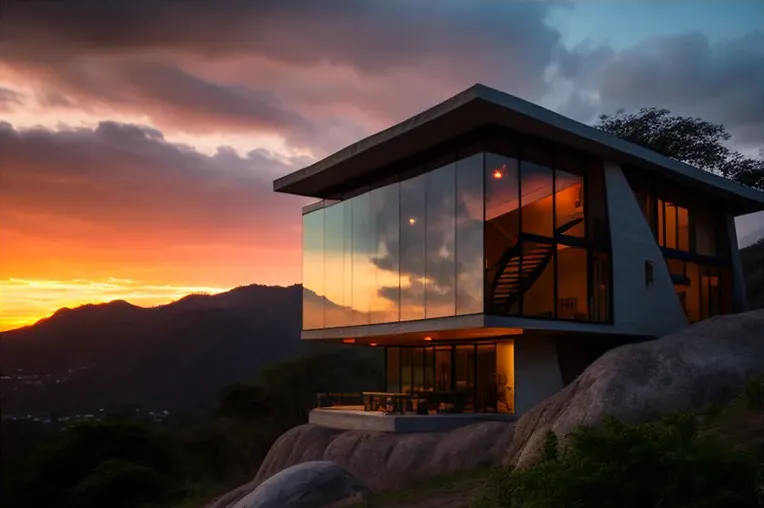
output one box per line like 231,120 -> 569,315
412,348 -> 424,394
400,175 -> 426,321
657,199 -> 665,246
476,344 -> 497,412
664,201 -> 678,249
586,160 -> 609,244
557,245 -> 588,320
555,169 -> 585,238
520,240 -> 556,318
677,206 -> 690,251
707,267 -> 721,317
695,209 -> 717,256
351,194 -> 372,325
434,347 -> 452,392
456,154 -> 484,315
425,164 -> 456,318
683,262 -> 702,323
485,153 -> 520,315
496,341 -> 515,414
520,147 -> 554,238
455,345 -> 476,412
386,347 -> 400,394
400,348 -> 412,395
700,266 -> 711,321
324,203 -> 346,327
424,347 -> 435,391
590,251 -> 610,322
302,209 -> 325,330
342,201 -> 353,325
371,184 -> 400,323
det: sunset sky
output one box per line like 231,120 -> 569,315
1,1 -> 763,331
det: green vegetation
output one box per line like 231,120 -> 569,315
2,348 -> 383,508
595,108 -> 763,189
472,412 -> 762,508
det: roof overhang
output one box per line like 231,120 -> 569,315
274,84 -> 764,216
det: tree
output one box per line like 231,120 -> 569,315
595,108 -> 764,190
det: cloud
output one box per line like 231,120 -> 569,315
0,121 -> 308,292
557,31 -> 764,150
0,1 -> 571,153
0,87 -> 24,110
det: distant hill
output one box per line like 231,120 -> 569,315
0,284 -> 306,416
741,240 -> 764,310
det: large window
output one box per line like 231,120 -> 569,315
302,133 -> 613,330
483,142 -> 612,322
302,154 -> 484,330
626,169 -> 733,322
385,341 -> 515,414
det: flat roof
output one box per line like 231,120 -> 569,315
274,84 -> 764,215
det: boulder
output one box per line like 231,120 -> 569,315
507,309 -> 764,468
254,420 -> 515,491
231,461 -> 367,508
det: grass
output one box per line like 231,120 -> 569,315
357,467 -> 493,508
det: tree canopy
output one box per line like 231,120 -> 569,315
595,108 -> 764,190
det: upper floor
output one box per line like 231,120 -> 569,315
275,84 -> 764,339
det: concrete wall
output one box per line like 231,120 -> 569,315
309,408 -> 515,433
725,213 -> 749,312
513,335 -> 564,415
603,161 -> 688,336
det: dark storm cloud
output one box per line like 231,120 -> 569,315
0,121 -> 306,242
559,31 -> 764,149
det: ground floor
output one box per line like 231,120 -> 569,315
384,341 -> 516,414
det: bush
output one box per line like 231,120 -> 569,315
474,414 -> 762,508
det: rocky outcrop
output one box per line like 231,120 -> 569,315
231,461 -> 368,508
507,309 -> 764,468
255,420 -> 515,491
212,309 -> 764,507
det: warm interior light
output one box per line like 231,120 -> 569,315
492,164 -> 507,179
342,338 -> 356,344
369,342 -> 377,347
408,217 -> 416,225
423,336 -> 432,341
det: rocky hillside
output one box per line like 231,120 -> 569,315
212,309 -> 764,507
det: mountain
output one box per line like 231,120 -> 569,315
0,284 -> 305,416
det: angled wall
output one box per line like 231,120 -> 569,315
603,161 -> 688,336
725,213 -> 749,312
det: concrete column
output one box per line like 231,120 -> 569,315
602,161 -> 688,336
726,214 -> 749,312
513,335 -> 564,415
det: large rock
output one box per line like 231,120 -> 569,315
507,309 -> 764,468
255,420 -> 515,491
231,461 -> 367,508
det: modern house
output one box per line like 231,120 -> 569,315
273,84 -> 764,421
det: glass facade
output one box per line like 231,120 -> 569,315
302,134 -> 612,330
302,153 -> 486,329
627,169 -> 733,323
385,341 -> 515,414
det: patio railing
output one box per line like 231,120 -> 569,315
316,391 -> 472,415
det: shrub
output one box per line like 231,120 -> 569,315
473,414 -> 762,508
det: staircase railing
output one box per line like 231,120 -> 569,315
487,213 -> 585,313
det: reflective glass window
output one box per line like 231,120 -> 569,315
371,184 -> 400,323
302,209 -> 325,329
456,154 -> 484,315
520,147 -> 554,238
400,175 -> 426,321
425,164 -> 456,319
557,245 -> 588,320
